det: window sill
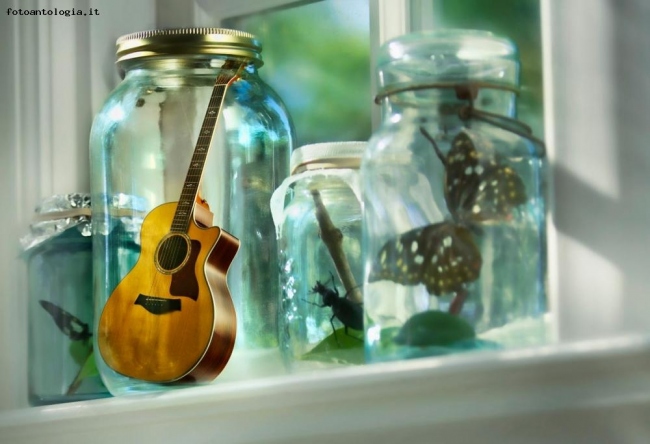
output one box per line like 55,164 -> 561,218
2,335 -> 650,443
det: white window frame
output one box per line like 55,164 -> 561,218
206,0 -> 649,349
3,0 -> 649,428
195,0 -> 320,24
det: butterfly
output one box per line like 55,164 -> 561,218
39,300 -> 92,342
369,222 -> 481,295
441,130 -> 526,224
369,128 -> 527,297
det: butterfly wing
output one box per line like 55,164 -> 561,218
444,130 -> 527,224
444,132 -> 482,218
420,223 -> 482,295
39,300 -> 91,342
456,163 -> 527,223
369,225 -> 430,286
369,222 -> 482,296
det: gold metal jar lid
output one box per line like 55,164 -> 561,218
116,28 -> 263,66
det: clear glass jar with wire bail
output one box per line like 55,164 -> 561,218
362,30 -> 548,363
271,142 -> 366,372
90,28 -> 294,395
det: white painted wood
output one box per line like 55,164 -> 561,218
35,0 -> 53,196
156,0 -> 195,28
540,0 -> 560,343
195,0 -> 317,25
0,0 -> 156,412
1,335 -> 650,443
369,0 -> 410,127
545,0 -> 650,342
50,0 -> 89,194
88,0 -> 156,116
2,1 -> 650,440
408,0 -> 435,31
370,0 -> 409,45
0,0 -> 28,412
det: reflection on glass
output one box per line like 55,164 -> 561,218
411,0 -> 543,136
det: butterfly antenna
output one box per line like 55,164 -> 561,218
420,127 -> 447,167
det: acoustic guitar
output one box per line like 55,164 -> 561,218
98,61 -> 243,383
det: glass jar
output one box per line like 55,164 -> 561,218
90,28 -> 294,395
271,142 -> 365,371
21,194 -> 111,405
362,30 -> 548,363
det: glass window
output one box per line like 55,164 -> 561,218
412,0 -> 544,136
225,0 -> 371,147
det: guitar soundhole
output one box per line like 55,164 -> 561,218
156,234 -> 190,273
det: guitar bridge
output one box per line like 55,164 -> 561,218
135,294 -> 181,315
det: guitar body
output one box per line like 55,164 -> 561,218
98,202 -> 238,383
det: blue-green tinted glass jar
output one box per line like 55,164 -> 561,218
362,30 -> 548,363
22,194 -> 110,405
271,143 -> 366,372
90,28 -> 293,395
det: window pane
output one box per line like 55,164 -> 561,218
412,0 -> 544,136
225,0 -> 371,147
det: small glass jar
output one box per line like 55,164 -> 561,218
22,194 -> 110,405
90,28 -> 293,394
271,142 -> 366,371
362,30 -> 548,363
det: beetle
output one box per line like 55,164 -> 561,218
306,272 -> 363,345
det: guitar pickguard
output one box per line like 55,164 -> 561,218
169,239 -> 201,300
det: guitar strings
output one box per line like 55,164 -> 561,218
149,63 -> 243,303
154,66 -> 234,286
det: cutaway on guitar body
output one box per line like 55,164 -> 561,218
98,202 -> 239,383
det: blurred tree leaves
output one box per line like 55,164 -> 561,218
228,0 -> 542,144
227,0 -> 371,147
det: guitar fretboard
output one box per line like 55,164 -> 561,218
170,64 -> 241,233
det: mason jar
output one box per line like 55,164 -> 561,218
271,142 -> 366,372
21,194 -> 111,405
90,28 -> 294,395
362,30 -> 548,363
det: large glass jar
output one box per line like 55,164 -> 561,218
90,28 -> 293,395
271,143 -> 366,372
362,30 -> 548,363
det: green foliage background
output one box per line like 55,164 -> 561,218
227,1 -> 372,147
229,0 -> 543,147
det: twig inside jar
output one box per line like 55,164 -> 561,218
310,188 -> 363,305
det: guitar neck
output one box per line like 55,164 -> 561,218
170,62 -> 242,233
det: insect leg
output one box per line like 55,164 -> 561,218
302,299 -> 327,308
330,314 -> 340,346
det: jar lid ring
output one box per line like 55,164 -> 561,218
374,81 -> 520,105
459,106 -> 546,155
419,104 -> 546,157
115,27 -> 263,67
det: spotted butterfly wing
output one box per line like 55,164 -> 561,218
369,222 -> 482,296
444,131 -> 526,224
